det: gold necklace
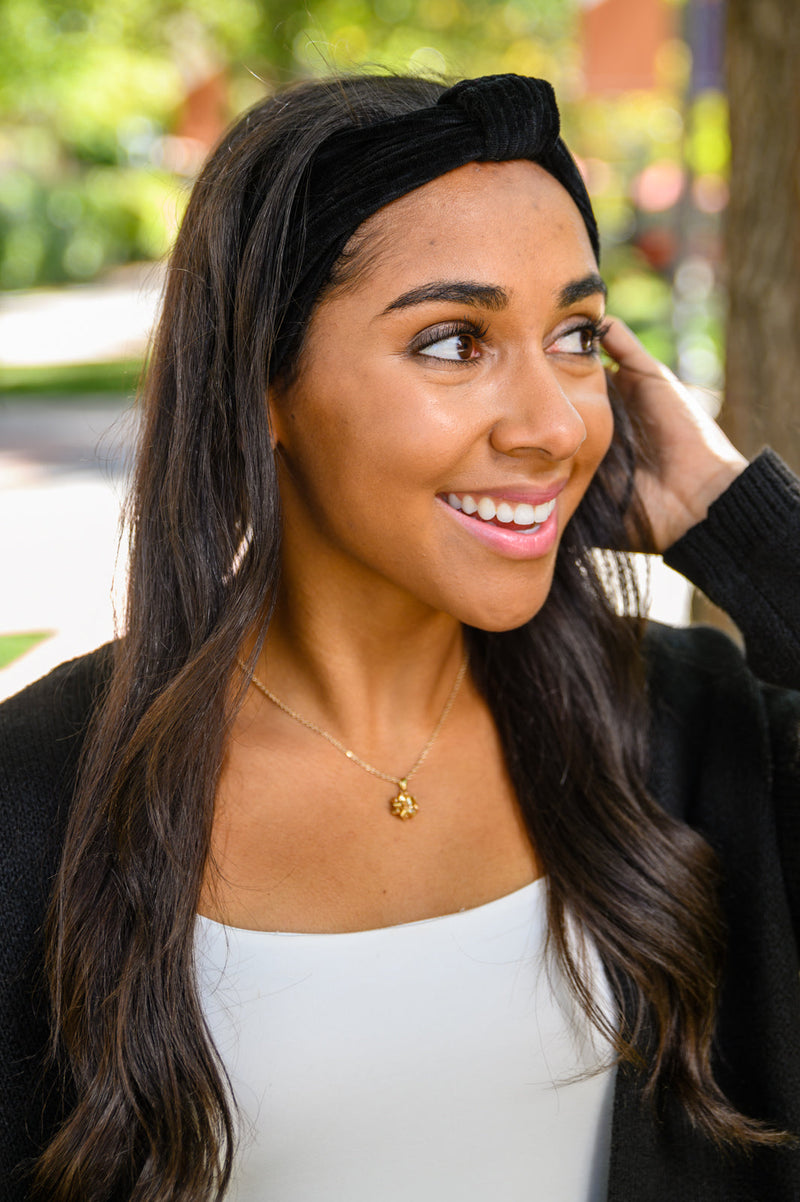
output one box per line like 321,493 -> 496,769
237,654 -> 468,820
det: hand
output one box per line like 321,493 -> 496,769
601,317 -> 748,553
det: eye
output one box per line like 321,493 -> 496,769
411,320 -> 487,364
549,321 -> 607,357
419,333 -> 480,361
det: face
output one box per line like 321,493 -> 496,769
269,160 -> 613,632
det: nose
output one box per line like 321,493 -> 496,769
489,353 -> 588,462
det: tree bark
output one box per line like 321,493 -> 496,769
724,0 -> 800,473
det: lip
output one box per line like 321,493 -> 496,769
436,495 -> 560,560
440,480 -> 568,506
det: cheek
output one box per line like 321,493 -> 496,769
592,393 -> 616,464
559,387 -> 615,522
574,382 -> 615,475
283,369 -> 462,494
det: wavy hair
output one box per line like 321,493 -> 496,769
33,72 -> 784,1201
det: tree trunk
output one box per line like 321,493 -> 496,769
724,0 -> 800,473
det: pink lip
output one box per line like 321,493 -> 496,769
440,479 -> 568,506
436,496 -> 560,560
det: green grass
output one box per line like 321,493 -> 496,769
1,359 -> 143,398
0,632 -> 53,669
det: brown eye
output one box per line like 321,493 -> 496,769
418,331 -> 481,362
548,324 -> 601,357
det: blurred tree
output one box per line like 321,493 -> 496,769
0,0 -> 577,288
724,0 -> 800,473
0,0 -> 713,389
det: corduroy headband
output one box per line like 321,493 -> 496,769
272,73 -> 599,375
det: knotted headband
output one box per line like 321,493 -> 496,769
272,73 -> 599,375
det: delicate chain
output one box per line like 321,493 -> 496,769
237,654 -> 468,788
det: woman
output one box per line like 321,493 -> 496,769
1,72 -> 798,1201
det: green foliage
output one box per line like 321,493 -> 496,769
0,631 -> 52,668
0,151 -> 184,286
0,0 -> 578,290
0,358 -> 143,396
685,89 -> 728,175
0,0 -> 727,380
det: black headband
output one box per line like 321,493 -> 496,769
272,73 -> 599,375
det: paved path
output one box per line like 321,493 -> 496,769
0,266 -> 156,700
0,262 -> 164,367
0,397 -> 136,700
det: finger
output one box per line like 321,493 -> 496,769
601,316 -> 671,379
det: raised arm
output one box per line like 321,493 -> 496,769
603,318 -> 800,689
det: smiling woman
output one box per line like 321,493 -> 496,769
1,72 -> 799,1202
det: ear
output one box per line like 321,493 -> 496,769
266,386 -> 285,452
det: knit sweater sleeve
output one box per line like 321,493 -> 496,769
663,447 -> 800,690
662,448 -> 800,933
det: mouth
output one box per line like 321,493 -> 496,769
436,486 -> 564,561
441,492 -> 557,533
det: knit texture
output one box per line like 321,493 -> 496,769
0,646 -> 112,1197
1,452 -> 799,1200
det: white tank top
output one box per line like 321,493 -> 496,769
195,878 -> 616,1201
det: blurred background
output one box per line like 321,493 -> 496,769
1,0 -> 797,698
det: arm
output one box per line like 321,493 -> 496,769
664,450 -> 800,689
604,323 -> 800,950
602,318 -> 800,689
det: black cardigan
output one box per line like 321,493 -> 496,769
2,450 -> 799,1201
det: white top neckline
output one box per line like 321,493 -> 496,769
196,874 -> 545,939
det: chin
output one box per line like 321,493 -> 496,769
469,612 -> 541,634
446,593 -> 551,634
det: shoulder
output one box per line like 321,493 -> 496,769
0,650 -> 114,1186
644,617 -> 746,672
0,643 -> 114,769
0,645 -> 115,870
642,619 -> 753,704
644,618 -> 800,717
642,620 -> 800,824
642,619 -> 761,743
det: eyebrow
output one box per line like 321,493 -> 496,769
381,281 -> 510,315
380,272 -> 607,316
557,273 -> 607,308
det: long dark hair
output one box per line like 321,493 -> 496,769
34,72 -> 784,1201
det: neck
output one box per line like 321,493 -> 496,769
245,570 -> 467,757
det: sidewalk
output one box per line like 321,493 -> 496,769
0,397 -> 136,701
0,262 -> 164,367
0,265 -> 158,700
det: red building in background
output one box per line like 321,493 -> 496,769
581,0 -> 677,93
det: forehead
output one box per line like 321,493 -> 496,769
330,159 -> 597,303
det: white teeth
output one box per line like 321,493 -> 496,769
444,493 -> 557,527
513,502 -> 536,525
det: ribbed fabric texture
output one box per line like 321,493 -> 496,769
0,646 -> 111,1195
1,453 -> 799,1200
664,447 -> 800,688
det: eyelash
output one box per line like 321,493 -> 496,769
555,317 -> 612,356
411,316 -> 611,365
411,319 -> 489,364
